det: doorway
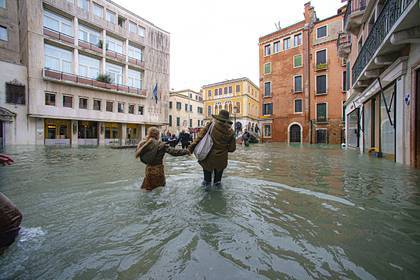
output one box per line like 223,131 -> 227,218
289,124 -> 301,143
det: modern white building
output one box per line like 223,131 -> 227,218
0,0 -> 170,147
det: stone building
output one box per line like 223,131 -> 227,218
338,0 -> 420,167
0,0 -> 170,147
258,2 -> 347,144
202,77 -> 260,134
165,89 -> 204,135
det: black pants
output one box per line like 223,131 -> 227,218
181,142 -> 189,149
203,169 -> 224,184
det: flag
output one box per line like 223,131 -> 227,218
153,83 -> 158,104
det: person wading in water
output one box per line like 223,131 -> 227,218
135,127 -> 190,191
188,110 -> 236,188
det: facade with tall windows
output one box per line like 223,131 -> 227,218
202,77 -> 260,135
339,0 -> 420,167
258,3 -> 347,144
0,0 -> 169,147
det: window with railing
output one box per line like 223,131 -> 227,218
106,63 -> 123,84
107,36 -> 124,54
43,10 -> 73,36
79,25 -> 100,45
128,45 -> 142,61
316,103 -> 327,122
106,10 -> 116,24
78,54 -> 100,79
127,69 -> 142,89
44,44 -> 73,73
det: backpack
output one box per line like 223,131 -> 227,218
194,122 -> 215,161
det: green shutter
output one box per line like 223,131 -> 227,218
294,55 -> 302,67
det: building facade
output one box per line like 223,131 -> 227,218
259,2 -> 347,144
165,89 -> 204,135
202,77 -> 260,134
0,0 -> 170,147
339,0 -> 420,167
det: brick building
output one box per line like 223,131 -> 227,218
259,2 -> 347,144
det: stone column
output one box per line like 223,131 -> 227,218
121,123 -> 127,145
74,17 -> 79,46
98,122 -> 105,146
71,120 -> 78,147
74,49 -> 79,75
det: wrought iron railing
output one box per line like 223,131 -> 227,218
344,0 -> 367,29
352,0 -> 414,86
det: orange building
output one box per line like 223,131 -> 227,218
259,2 -> 347,144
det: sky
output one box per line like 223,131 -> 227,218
116,0 -> 345,92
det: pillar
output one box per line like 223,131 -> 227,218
121,123 -> 127,145
74,17 -> 79,46
71,120 -> 78,148
98,122 -> 105,146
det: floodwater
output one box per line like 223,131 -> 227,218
0,144 -> 420,279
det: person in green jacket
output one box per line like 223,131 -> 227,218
188,110 -> 236,187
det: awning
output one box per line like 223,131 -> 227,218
0,107 -> 16,122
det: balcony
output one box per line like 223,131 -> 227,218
344,0 -> 367,35
78,40 -> 102,54
43,68 -> 147,97
43,27 -> 74,45
106,50 -> 126,63
128,57 -> 145,68
352,0 -> 415,87
337,32 -> 352,59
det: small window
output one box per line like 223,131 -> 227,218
293,55 -> 302,68
176,102 -> 181,110
93,99 -> 101,110
316,49 -> 327,65
79,97 -> 88,109
106,101 -> 113,112
264,63 -> 271,74
185,104 -> 188,111
78,0 -> 89,11
262,103 -> 273,115
294,99 -> 303,113
176,117 -> 180,127
208,90 -> 212,97
138,105 -> 144,115
264,82 -> 271,97
63,95 -> 73,108
169,115 -> 172,126
317,103 -> 327,122
316,75 -> 327,94
45,92 -> 56,106
0,26 -> 7,41
283,37 -> 291,50
317,26 -> 327,39
294,76 -> 302,92
273,41 -> 280,53
129,21 -> 137,33
128,104 -> 135,114
264,44 -> 271,56
118,102 -> 124,113
6,83 -> 25,105
228,86 -> 232,93
169,101 -> 172,109
236,85 -> 240,93
138,26 -> 145,37
294,33 -> 302,47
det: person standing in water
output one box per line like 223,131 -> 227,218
135,127 -> 190,191
188,110 -> 236,188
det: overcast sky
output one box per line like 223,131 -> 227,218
117,0 -> 345,91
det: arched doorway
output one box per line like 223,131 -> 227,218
289,124 -> 302,143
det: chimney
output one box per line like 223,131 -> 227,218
304,2 -> 316,26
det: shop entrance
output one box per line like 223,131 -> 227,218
78,121 -> 98,146
104,123 -> 120,145
127,124 -> 139,145
44,119 -> 71,146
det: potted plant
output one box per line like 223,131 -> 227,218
95,74 -> 112,88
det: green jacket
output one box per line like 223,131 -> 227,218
188,120 -> 236,171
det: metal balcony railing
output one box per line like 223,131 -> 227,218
352,0 -> 414,86
344,0 -> 367,29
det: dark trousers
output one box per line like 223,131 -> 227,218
181,142 -> 189,149
203,169 -> 224,184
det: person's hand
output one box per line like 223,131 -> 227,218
0,154 -> 14,166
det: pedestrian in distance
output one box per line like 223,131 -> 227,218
168,134 -> 178,147
135,127 -> 190,191
188,110 -> 236,188
179,130 -> 191,149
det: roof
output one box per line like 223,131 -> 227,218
202,77 -> 259,90
170,89 -> 201,95
259,20 -> 305,42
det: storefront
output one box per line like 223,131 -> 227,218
78,121 -> 98,146
126,124 -> 139,145
44,119 -> 71,146
104,122 -> 120,145
346,108 -> 359,148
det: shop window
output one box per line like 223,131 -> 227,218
6,83 -> 25,105
45,92 -> 56,106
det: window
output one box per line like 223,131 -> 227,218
283,37 -> 291,50
93,3 -> 103,17
294,76 -> 302,92
78,0 -> 89,11
106,63 -> 123,84
185,104 -> 188,111
128,104 -> 135,114
128,45 -> 142,60
45,92 -> 56,106
107,36 -> 123,54
229,86 -> 232,93
79,25 -> 100,45
129,21 -> 137,33
273,41 -> 280,53
93,99 -> 101,110
43,10 -> 73,36
79,97 -> 88,109
264,44 -> 271,56
190,105 -> 193,112
0,26 -> 6,41
316,49 -> 327,65
0,0 -> 5,8
138,26 -> 145,37
317,103 -> 327,122
294,33 -> 302,46
316,75 -> 327,94
294,99 -> 302,113
215,88 -> 218,95
118,102 -> 124,113
197,107 -> 203,114
127,69 -> 142,89
176,102 -> 181,110
189,119 -> 192,128
138,105 -> 144,115
44,44 -> 73,73
294,54 -> 302,67
5,83 -> 25,105
224,87 -> 227,94
197,120 -> 201,127
264,124 -> 272,137
342,71 -> 347,91
317,26 -> 327,39
169,101 -> 172,109
78,54 -> 100,79
63,95 -> 73,108
106,10 -> 116,24
208,90 -> 212,97
236,85 -> 240,93
264,82 -> 271,97
176,117 -> 180,127
263,103 -> 273,115
219,88 -> 222,95
264,63 -> 271,74
105,101 -> 113,112
169,115 -> 172,126
208,105 -> 212,116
